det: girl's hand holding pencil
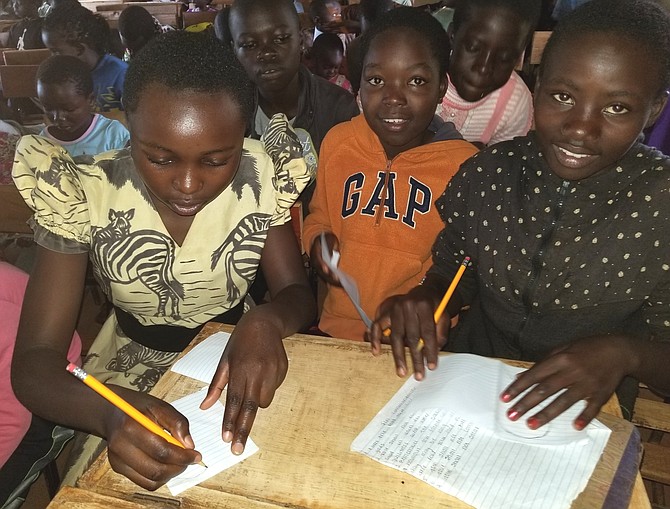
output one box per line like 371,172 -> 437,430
368,257 -> 470,381
66,363 -> 203,491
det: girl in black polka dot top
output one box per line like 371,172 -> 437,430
369,0 -> 670,431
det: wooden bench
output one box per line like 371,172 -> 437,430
3,48 -> 51,66
632,392 -> 670,508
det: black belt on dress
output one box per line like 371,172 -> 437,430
113,301 -> 245,353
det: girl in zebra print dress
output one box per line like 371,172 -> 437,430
11,31 -> 315,490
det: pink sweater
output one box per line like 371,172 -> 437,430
0,262 -> 81,467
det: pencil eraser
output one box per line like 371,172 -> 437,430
66,362 -> 76,373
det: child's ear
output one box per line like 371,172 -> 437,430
87,92 -> 95,108
645,91 -> 669,128
446,22 -> 455,48
74,42 -> 86,57
437,73 -> 447,104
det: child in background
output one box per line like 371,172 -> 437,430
117,5 -> 164,62
310,0 -> 342,40
303,7 -> 478,341
12,31 -> 314,488
435,0 -> 540,147
370,0 -> 670,430
42,5 -> 127,113
6,0 -> 44,49
309,32 -> 352,93
37,55 -> 129,157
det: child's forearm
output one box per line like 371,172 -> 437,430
624,335 -> 670,395
252,283 -> 316,338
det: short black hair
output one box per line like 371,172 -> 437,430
311,32 -> 343,59
230,0 -> 299,33
123,31 -> 254,121
360,6 -> 450,77
42,5 -> 111,55
37,54 -> 93,96
540,0 -> 670,95
118,5 -> 158,42
451,0 -> 541,38
359,0 -> 392,29
213,7 -> 231,44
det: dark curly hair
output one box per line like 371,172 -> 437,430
451,0 -> 541,37
122,30 -> 254,121
37,54 -> 93,97
539,0 -> 670,96
360,6 -> 450,77
42,5 -> 111,56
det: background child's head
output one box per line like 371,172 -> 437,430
534,0 -> 670,182
229,0 -> 303,97
449,0 -> 540,102
118,6 -> 159,59
123,31 -> 255,215
359,7 -> 449,159
359,0 -> 393,33
11,0 -> 39,19
309,0 -> 342,33
42,5 -> 111,69
310,32 -> 344,81
37,55 -> 94,139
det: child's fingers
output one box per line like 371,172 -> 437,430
231,379 -> 260,456
201,358 -> 230,410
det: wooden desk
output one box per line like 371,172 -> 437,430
72,323 -> 650,509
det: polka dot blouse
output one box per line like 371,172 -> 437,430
428,133 -> 670,360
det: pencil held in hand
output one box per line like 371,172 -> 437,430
66,363 -> 207,468
383,256 -> 471,351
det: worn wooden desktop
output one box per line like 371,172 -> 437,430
70,323 -> 651,509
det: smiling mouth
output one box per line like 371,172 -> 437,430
553,145 -> 596,168
171,202 -> 203,215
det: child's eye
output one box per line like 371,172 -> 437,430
603,103 -> 629,115
409,77 -> 427,86
203,159 -> 228,167
551,92 -> 574,105
239,41 -> 256,50
147,157 -> 173,166
274,34 -> 291,44
366,76 -> 384,86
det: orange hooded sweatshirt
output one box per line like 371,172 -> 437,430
303,114 -> 478,340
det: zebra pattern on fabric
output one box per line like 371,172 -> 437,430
90,208 -> 184,319
210,213 -> 273,302
261,114 -> 315,213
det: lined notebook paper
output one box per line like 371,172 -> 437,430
166,387 -> 258,495
351,354 -> 611,509
171,332 -> 231,383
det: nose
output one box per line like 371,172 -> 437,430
472,50 -> 494,76
257,41 -> 277,62
51,110 -> 65,122
382,82 -> 407,106
561,105 -> 600,142
173,168 -> 202,195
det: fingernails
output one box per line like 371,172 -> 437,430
427,362 -> 437,370
414,372 -> 424,381
231,442 -> 244,455
574,418 -> 587,431
500,392 -> 512,402
527,416 -> 541,430
222,431 -> 233,443
507,409 -> 520,421
397,367 -> 406,377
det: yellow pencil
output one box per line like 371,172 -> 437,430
384,256 -> 471,351
66,363 -> 207,468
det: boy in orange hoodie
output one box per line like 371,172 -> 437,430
303,7 -> 477,341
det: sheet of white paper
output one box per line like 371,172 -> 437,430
351,354 -> 611,509
170,331 -> 231,383
166,388 -> 258,495
320,232 -> 372,328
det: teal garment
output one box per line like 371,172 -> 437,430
433,6 -> 454,31
40,114 -> 130,158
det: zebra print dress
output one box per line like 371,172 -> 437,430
12,114 -> 312,392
